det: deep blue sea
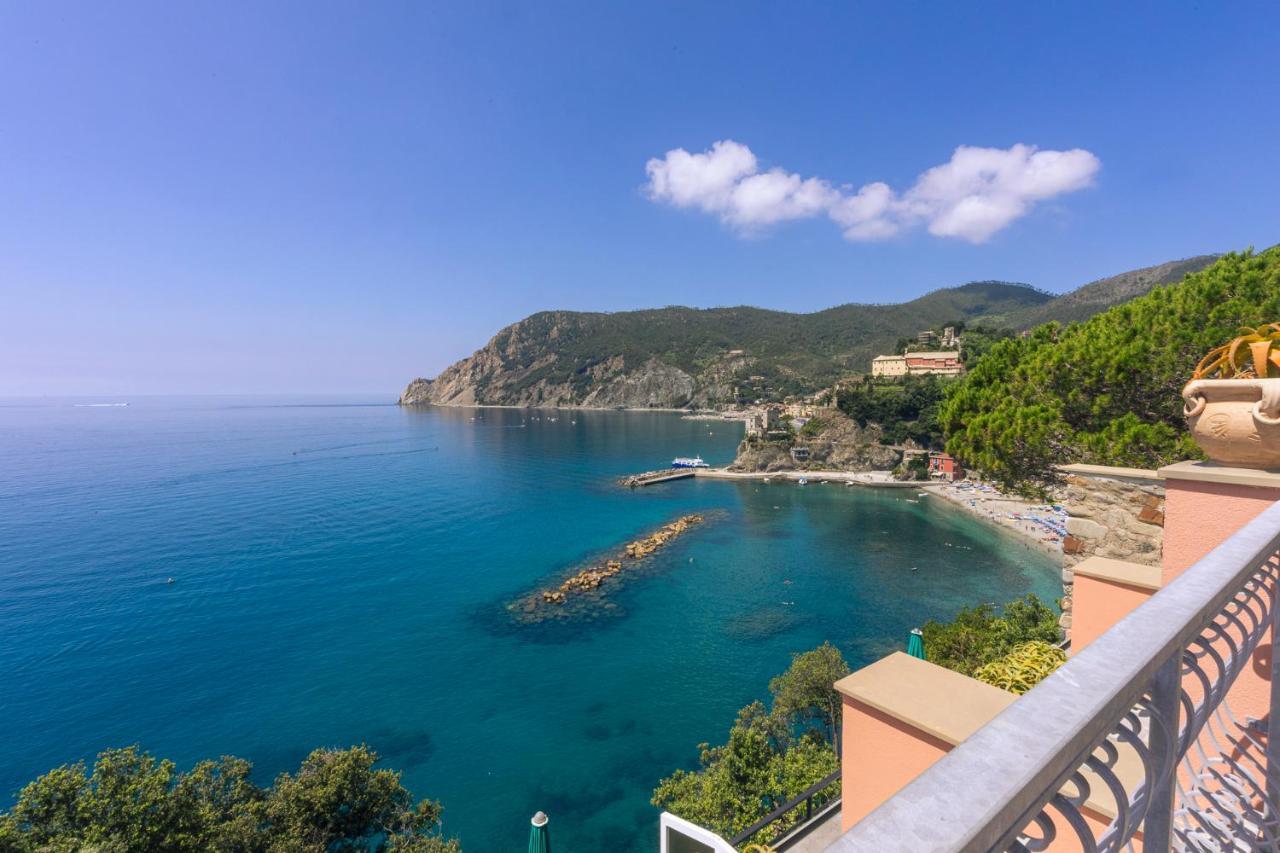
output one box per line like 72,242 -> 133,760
0,397 -> 1058,850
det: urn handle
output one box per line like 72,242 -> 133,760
1255,380 -> 1280,426
1182,380 -> 1207,418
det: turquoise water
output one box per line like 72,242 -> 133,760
0,398 -> 1058,850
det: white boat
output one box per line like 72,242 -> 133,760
671,456 -> 710,469
798,477 -> 808,485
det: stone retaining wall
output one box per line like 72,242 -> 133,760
1056,464 -> 1165,633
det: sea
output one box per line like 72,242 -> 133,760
0,397 -> 1059,850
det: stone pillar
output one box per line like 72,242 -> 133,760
1057,464 -> 1165,636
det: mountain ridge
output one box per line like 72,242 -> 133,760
400,255 -> 1218,410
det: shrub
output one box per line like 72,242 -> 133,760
921,594 -> 1060,677
974,640 -> 1066,694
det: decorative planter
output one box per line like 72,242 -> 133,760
1182,378 -> 1280,468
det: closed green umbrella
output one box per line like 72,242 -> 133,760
528,811 -> 550,853
907,627 -> 926,660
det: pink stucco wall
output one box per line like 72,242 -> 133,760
1163,478 -> 1280,578
839,696 -> 950,831
1164,477 -> 1280,729
1070,574 -> 1155,653
839,691 -> 1136,849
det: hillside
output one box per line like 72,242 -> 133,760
400,257 -> 1216,410
941,248 -> 1280,493
400,282 -> 1050,409
989,255 -> 1218,329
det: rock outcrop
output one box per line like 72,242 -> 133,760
729,411 -> 902,473
398,313 -> 706,408
1057,466 -> 1165,633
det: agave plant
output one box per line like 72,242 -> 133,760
1192,323 -> 1280,380
974,640 -> 1066,695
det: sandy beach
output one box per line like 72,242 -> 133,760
693,468 -> 919,487
922,481 -> 1065,559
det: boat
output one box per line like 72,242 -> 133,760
798,477 -> 808,485
671,456 -> 710,469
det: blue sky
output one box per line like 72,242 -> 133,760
2,2 -> 1277,395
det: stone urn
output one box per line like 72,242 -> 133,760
1182,378 -> 1280,468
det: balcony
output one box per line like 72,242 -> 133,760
827,463 -> 1280,851
659,462 -> 1280,852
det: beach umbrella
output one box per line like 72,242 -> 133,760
528,811 -> 550,853
907,627 -> 926,660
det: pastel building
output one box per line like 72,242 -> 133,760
903,350 -> 963,376
871,351 -> 963,378
870,354 -> 908,378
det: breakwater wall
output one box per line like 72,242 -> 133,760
507,514 -> 706,624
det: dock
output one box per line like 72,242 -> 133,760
620,468 -> 697,487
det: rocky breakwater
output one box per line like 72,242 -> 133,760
730,410 -> 902,473
510,514 -> 707,623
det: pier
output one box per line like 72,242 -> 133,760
620,468 -> 696,487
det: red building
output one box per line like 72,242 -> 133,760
927,451 -> 962,480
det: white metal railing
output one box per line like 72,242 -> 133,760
827,499 -> 1280,852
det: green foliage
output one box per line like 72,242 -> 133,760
653,643 -> 850,844
956,326 -> 1017,365
940,249 -> 1280,493
0,745 -> 459,852
474,282 -> 1053,404
921,594 -> 1060,678
974,641 -> 1067,694
799,416 -> 827,437
767,642 -> 849,747
894,453 -> 930,481
836,375 -> 949,449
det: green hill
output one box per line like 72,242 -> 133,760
940,247 -> 1280,493
990,255 -> 1218,329
400,256 -> 1221,410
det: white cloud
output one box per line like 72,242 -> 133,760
644,140 -> 1100,243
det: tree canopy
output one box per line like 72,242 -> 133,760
836,375 -> 949,449
0,745 -> 459,853
652,642 -> 849,843
939,248 -> 1280,493
920,594 -> 1060,678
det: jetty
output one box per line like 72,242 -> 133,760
510,513 -> 707,622
620,468 -> 696,487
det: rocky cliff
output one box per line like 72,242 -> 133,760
729,411 -> 903,473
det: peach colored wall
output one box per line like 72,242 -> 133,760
1163,479 -> 1280,578
1070,575 -> 1155,653
839,695 -> 1141,849
839,696 -> 950,831
1163,477 -> 1280,787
